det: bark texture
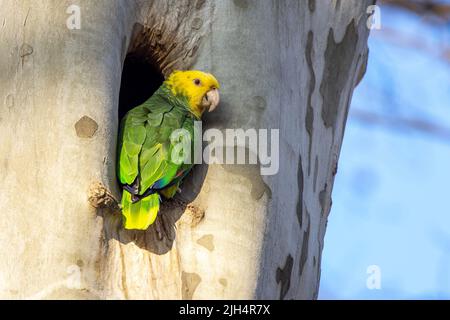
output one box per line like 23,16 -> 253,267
0,0 -> 372,299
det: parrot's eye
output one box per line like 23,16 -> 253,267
193,79 -> 201,86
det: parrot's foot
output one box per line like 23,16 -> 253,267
131,194 -> 140,203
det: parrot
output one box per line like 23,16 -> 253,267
117,70 -> 220,230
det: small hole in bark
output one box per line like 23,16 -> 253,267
118,53 -> 164,121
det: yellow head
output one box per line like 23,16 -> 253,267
165,70 -> 220,118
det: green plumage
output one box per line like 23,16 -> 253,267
117,84 -> 196,230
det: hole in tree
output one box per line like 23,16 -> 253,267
112,40 -> 209,253
118,53 -> 164,120
116,53 -> 164,190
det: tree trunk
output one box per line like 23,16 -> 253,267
0,0 -> 372,299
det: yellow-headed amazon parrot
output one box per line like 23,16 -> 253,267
117,70 -> 220,230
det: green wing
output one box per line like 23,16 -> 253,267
117,90 -> 195,230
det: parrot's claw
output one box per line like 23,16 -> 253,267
176,187 -> 182,194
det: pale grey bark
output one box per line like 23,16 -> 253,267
0,0 -> 372,299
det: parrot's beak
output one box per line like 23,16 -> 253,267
202,88 -> 220,112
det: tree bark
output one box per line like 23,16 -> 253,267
0,0 -> 372,299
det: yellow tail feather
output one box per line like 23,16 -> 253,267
121,191 -> 160,230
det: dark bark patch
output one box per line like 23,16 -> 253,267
196,234 -> 215,251
305,31 -> 316,176
276,254 -> 294,300
335,0 -> 341,10
308,0 -> 316,13
296,156 -> 304,228
319,183 -> 328,216
332,154 -> 338,176
219,278 -> 228,287
196,0 -> 206,10
313,156 -> 319,193
75,116 -> 98,138
76,259 -> 84,268
320,21 -> 358,130
191,18 -> 203,30
181,271 -> 201,300
299,213 -> 310,277
233,0 -> 249,10
20,43 -> 33,66
314,239 -> 324,299
356,49 -> 369,87
340,85 -> 355,140
19,43 -> 33,58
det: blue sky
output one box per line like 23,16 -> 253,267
319,4 -> 450,299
